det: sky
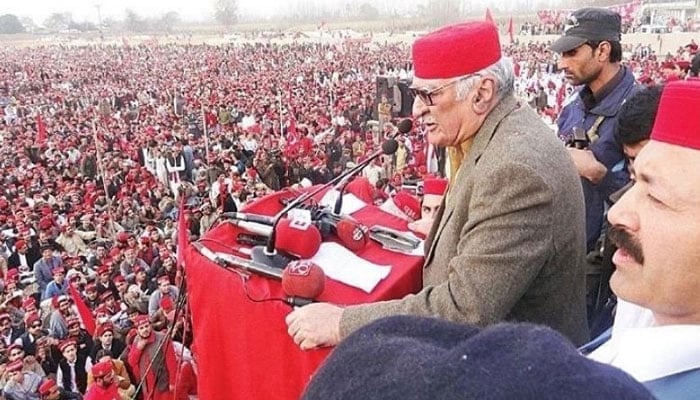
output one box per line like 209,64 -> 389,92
2,0 -> 560,24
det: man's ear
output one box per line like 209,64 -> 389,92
471,78 -> 496,114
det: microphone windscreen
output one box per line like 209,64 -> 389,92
382,139 -> 399,155
276,218 -> 322,259
336,219 -> 369,252
397,118 -> 413,134
282,261 -> 326,299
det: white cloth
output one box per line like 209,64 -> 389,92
308,242 -> 390,293
589,300 -> 700,382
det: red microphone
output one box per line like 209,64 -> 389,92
282,261 -> 326,306
335,219 -> 369,252
276,218 -> 322,259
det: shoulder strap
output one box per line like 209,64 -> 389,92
586,115 -> 606,144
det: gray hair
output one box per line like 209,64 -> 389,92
455,57 -> 515,102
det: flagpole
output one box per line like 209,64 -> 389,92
92,120 -> 116,239
201,102 -> 210,164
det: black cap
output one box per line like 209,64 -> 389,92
302,316 -> 656,400
551,8 -> 622,53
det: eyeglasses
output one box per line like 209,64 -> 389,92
409,75 -> 480,106
31,324 -> 42,329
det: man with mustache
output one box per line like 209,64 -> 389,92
552,8 -> 637,254
287,21 -> 589,349
588,80 -> 700,398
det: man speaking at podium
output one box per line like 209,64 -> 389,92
287,21 -> 589,349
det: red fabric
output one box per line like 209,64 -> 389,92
185,188 -> 424,400
68,283 -> 96,335
84,382 -> 120,400
412,22 -> 501,79
36,114 -> 47,145
651,80 -> 700,150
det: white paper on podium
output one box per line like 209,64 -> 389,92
319,190 -> 367,216
308,242 -> 391,293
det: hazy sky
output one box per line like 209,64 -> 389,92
2,0 -> 551,24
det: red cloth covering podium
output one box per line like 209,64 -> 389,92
185,188 -> 424,400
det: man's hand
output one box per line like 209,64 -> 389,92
134,337 -> 147,350
408,218 -> 434,236
285,303 -> 343,351
567,148 -> 607,184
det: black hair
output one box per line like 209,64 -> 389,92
615,85 -> 664,145
587,40 -> 622,63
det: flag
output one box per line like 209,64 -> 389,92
68,283 -> 96,336
485,8 -> 495,24
508,17 -> 515,44
36,114 -> 47,145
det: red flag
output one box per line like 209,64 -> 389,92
485,8 -> 495,24
508,17 -> 515,44
68,283 -> 96,336
36,114 -> 47,145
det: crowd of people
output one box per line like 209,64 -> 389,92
0,6 -> 699,398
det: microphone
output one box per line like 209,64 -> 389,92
281,260 -> 325,307
252,129 -> 404,269
331,119 -> 410,215
228,219 -> 321,259
222,212 -> 275,225
192,242 -> 283,280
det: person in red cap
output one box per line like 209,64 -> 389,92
0,311 -> 22,346
48,295 -> 72,339
7,239 -> 41,272
408,177 -> 448,236
37,377 -> 82,399
83,360 -> 120,400
584,81 -> 700,397
3,358 -> 42,399
91,322 -> 126,364
288,20 -> 589,349
56,338 -> 89,395
127,316 -> 179,400
15,311 -> 44,356
65,316 -> 94,360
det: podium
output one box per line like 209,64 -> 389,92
185,188 -> 424,400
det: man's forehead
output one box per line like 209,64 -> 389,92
411,77 -> 449,89
636,141 -> 700,200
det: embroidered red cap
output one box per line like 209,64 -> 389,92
651,81 -> 700,150
412,22 -> 501,79
423,178 -> 448,196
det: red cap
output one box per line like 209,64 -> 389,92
85,282 -> 97,293
276,218 -> 322,259
651,81 -> 700,151
5,269 -> 19,281
393,191 -> 421,220
25,311 -> 41,327
95,322 -> 114,337
66,316 -> 80,327
412,22 -> 501,79
51,295 -> 68,309
14,240 -> 27,250
97,265 -> 110,276
113,275 -> 126,284
134,314 -> 150,328
109,247 -> 122,258
58,339 -> 76,353
52,267 -> 65,275
116,231 -> 129,243
156,274 -> 170,284
91,360 -> 113,378
99,291 -> 114,302
38,378 -> 58,395
133,265 -> 144,274
423,178 -> 448,196
22,297 -> 37,311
